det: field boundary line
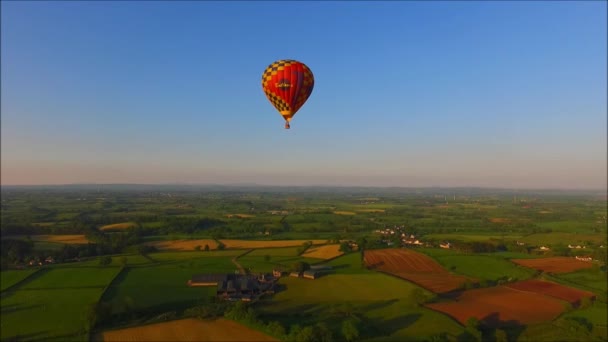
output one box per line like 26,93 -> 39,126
98,265 -> 127,302
1,266 -> 48,293
232,249 -> 254,274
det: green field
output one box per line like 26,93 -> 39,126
148,250 -> 243,261
102,257 -> 236,314
521,232 -> 606,246
258,253 -> 465,341
247,247 -> 301,257
424,233 -> 522,242
20,267 -> 122,289
551,267 -> 608,300
0,265 -> 122,341
418,249 -> 536,282
238,255 -> 322,273
1,288 -> 103,341
0,269 -> 39,291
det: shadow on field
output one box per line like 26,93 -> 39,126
0,331 -> 50,342
479,312 -> 526,342
1,303 -> 44,314
362,299 -> 399,312
10,268 -> 51,289
366,313 -> 422,338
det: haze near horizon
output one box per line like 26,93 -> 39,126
1,1 -> 606,189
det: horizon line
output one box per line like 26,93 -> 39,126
1,182 -> 606,192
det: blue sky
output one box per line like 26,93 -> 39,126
1,1 -> 606,189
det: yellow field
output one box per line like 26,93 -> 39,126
146,239 -> 219,251
32,235 -> 90,244
333,211 -> 357,215
219,239 -> 327,249
226,214 -> 256,218
489,218 -> 511,223
356,209 -> 385,213
100,222 -> 137,231
538,211 -> 553,214
99,318 -> 277,342
301,244 -> 343,259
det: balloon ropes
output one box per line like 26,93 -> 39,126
261,59 -> 315,129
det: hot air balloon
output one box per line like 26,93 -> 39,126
261,59 -> 314,129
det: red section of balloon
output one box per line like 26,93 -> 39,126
261,59 -> 314,123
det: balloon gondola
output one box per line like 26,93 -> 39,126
261,59 -> 315,129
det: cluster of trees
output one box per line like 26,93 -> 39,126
446,241 -> 507,254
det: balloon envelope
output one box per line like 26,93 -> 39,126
261,59 -> 314,127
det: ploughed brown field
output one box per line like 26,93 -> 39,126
363,249 -> 474,293
425,286 -> 567,327
511,257 -> 594,273
506,279 -> 596,306
99,318 -> 277,342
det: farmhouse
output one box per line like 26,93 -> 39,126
290,271 -> 302,278
440,242 -> 451,249
188,273 -> 278,301
575,255 -> 593,262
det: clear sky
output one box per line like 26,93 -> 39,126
1,1 -> 606,189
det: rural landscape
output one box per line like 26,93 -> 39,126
1,185 -> 606,341
2,1 -> 606,341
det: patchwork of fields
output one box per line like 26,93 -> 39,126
1,266 -> 123,341
259,254 -> 466,340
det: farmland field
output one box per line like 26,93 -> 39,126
145,239 -> 219,251
1,288 -> 103,341
301,244 -> 343,260
0,269 -> 39,291
505,279 -> 597,306
418,250 -> 537,282
218,239 -> 327,249
259,261 -> 465,340
238,254 -> 322,273
364,248 -> 473,293
520,232 -> 606,245
102,257 -> 236,314
552,267 -> 607,295
512,257 -> 595,273
100,222 -> 137,231
425,285 -> 568,326
21,267 -> 122,289
99,318 -> 278,341
1,234 -> 90,244
1,265 -> 121,342
247,247 -> 301,257
1,186 -> 606,341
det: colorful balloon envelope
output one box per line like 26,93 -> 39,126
261,59 -> 314,129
